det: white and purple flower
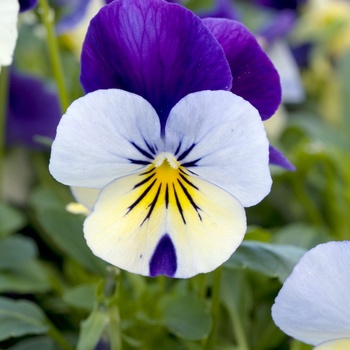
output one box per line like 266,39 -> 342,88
272,241 -> 350,350
50,0 -> 282,278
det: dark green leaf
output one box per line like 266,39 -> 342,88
0,298 -> 48,341
0,204 -> 26,238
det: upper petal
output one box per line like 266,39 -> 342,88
49,89 -> 162,188
203,18 -> 282,120
80,0 -> 232,129
272,241 -> 350,346
0,0 -> 19,67
165,90 -> 272,207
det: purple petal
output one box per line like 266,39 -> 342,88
258,10 -> 296,44
203,18 -> 281,120
269,145 -> 295,171
81,0 -> 232,129
6,71 -> 61,149
19,0 -> 37,12
197,0 -> 240,20
255,0 -> 305,10
149,234 -> 177,277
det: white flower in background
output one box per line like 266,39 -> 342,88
272,241 -> 350,350
0,0 -> 19,72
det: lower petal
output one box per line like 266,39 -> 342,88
84,168 -> 246,278
315,339 -> 350,350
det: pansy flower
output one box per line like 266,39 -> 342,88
50,0 -> 276,278
272,241 -> 350,350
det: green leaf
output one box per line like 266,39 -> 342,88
76,308 -> 109,350
63,284 -> 95,311
35,209 -> 106,275
0,204 -> 26,238
161,294 -> 212,341
7,336 -> 56,350
225,241 -> 306,283
0,235 -> 37,270
0,260 -> 52,294
0,297 -> 49,341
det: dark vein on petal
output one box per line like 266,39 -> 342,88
165,184 -> 169,209
179,173 -> 199,190
182,158 -> 201,167
174,141 -> 182,156
141,183 -> 162,226
127,179 -> 156,214
133,173 -> 156,189
140,167 -> 156,176
177,179 -> 202,221
173,184 -> 186,224
130,141 -> 154,159
143,139 -> 156,155
177,143 -> 195,161
128,159 -> 150,165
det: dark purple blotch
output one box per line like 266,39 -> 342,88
19,0 -> 37,12
149,234 -> 177,277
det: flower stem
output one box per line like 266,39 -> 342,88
0,67 -> 9,198
204,266 -> 222,350
47,323 -> 75,350
38,0 -> 69,112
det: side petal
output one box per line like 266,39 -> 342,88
0,0 -> 19,67
84,167 -> 246,278
80,0 -> 232,128
49,89 -> 162,188
269,145 -> 295,171
272,241 -> 350,346
165,90 -> 272,208
203,18 -> 281,120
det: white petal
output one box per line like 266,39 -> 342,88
314,339 -> 350,350
49,89 -> 162,188
272,241 -> 350,346
84,165 -> 246,278
0,0 -> 19,67
0,0 -> 19,68
165,90 -> 272,207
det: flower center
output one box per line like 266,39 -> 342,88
153,152 -> 179,169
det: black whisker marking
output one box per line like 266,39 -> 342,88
179,173 -> 199,190
174,141 -> 182,156
143,139 -> 156,155
128,159 -> 150,165
177,143 -> 195,161
139,167 -> 156,176
177,179 -> 202,220
165,184 -> 169,209
141,183 -> 162,226
182,158 -> 201,167
127,179 -> 156,214
173,184 -> 186,224
133,173 -> 156,189
130,142 -> 154,159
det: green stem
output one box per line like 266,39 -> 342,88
38,0 -> 69,112
230,307 -> 249,350
204,267 -> 222,350
47,324 -> 75,350
0,67 -> 9,199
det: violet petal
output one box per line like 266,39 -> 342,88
203,18 -> 282,120
81,0 -> 232,129
269,145 -> 295,171
19,0 -> 37,12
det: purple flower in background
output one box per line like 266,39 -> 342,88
19,0 -> 37,12
256,0 -> 305,11
50,0 -> 274,278
7,71 -> 61,149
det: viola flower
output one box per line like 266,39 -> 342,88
6,70 -> 61,149
0,0 -> 19,72
19,0 -> 37,12
256,0 -> 306,11
50,0 -> 274,278
272,241 -> 350,349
